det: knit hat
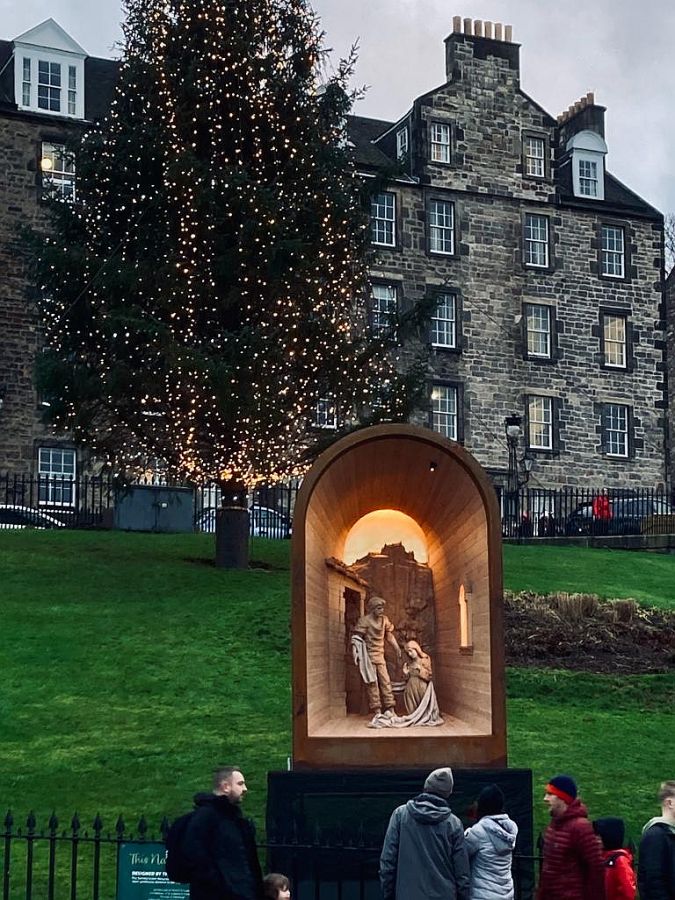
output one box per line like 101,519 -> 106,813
477,784 -> 505,818
593,817 -> 625,851
424,767 -> 454,798
545,775 -> 577,805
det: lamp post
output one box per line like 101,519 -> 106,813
504,414 -> 533,537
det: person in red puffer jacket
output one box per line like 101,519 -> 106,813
593,817 -> 636,900
537,775 -> 606,900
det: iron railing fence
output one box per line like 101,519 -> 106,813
2,472 -> 674,540
498,483 -> 675,539
2,811 -> 542,900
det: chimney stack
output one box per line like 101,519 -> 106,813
557,91 -> 605,143
445,15 -> 520,82
450,16 -> 514,41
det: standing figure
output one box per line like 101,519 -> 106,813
638,780 -> 675,900
402,641 -> 433,714
380,766 -> 470,900
464,784 -> 518,900
181,765 -> 264,900
537,774 -> 605,900
593,818 -> 636,900
351,596 -> 401,718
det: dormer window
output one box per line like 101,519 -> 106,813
13,20 -> 87,120
567,130 -> 607,201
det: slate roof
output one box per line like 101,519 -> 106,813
556,155 -> 661,220
347,115 -> 395,170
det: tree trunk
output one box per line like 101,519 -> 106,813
215,482 -> 249,569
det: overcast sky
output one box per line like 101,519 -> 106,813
2,0 -> 673,212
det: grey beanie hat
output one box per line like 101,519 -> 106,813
424,767 -> 454,798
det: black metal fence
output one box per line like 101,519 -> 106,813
498,483 -> 675,539
2,811 -> 542,900
2,472 -> 674,541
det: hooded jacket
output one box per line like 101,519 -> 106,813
537,798 -> 606,900
182,792 -> 263,900
601,848 -> 635,900
638,817 -> 675,900
464,813 -> 519,900
379,791 -> 470,900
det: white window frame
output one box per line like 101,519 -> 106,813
396,127 -> 409,162
604,403 -> 629,457
524,214 -> 549,268
571,149 -> 605,200
14,49 -> 85,119
525,303 -> 552,358
431,293 -> 457,349
601,225 -> 625,278
371,192 -> 396,247
527,396 -> 553,450
40,141 -> 76,202
428,199 -> 454,255
370,284 -> 398,339
315,397 -> 337,430
578,158 -> 599,197
38,447 -> 76,506
431,384 -> 458,440
602,314 -> 627,369
524,136 -> 545,178
430,122 -> 451,163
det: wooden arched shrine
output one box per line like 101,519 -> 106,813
291,424 -> 506,769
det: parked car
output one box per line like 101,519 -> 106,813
0,504 -> 66,530
195,505 -> 292,539
565,497 -> 673,536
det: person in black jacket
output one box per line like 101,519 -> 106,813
182,765 -> 264,900
638,780 -> 675,900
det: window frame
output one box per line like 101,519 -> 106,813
370,191 -> 396,248
40,141 -> 76,202
369,282 -> 398,341
396,127 -> 409,162
429,121 -> 452,164
523,302 -> 554,361
599,222 -> 628,281
599,309 -> 632,372
37,446 -> 77,507
601,403 -> 631,459
314,396 -> 338,430
525,395 -> 555,452
430,291 -> 459,350
572,150 -> 605,200
427,197 -> 455,256
15,49 -> 85,119
522,133 -> 548,180
429,381 -> 462,442
523,212 -> 551,270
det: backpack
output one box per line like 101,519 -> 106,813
165,811 -> 195,883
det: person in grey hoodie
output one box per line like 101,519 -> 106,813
380,767 -> 470,900
638,780 -> 675,900
464,784 -> 518,900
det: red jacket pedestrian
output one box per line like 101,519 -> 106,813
537,775 -> 606,900
594,817 -> 636,900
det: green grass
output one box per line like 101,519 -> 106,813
1,532 -> 673,844
503,543 -> 675,607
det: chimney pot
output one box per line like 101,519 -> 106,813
504,24 -> 513,41
587,91 -> 595,105
463,17 -> 472,35
495,23 -> 503,40
484,21 -> 493,38
474,20 -> 483,36
452,15 -> 462,33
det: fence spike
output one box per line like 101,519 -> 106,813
71,813 -> 81,834
4,810 -> 13,832
26,811 -> 36,833
93,814 -> 103,835
138,815 -> 148,840
115,816 -> 125,838
48,812 -> 58,834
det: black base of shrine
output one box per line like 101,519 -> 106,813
266,768 -> 534,900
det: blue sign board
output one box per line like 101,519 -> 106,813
117,842 -> 188,900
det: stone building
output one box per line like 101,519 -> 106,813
0,19 -> 116,479
0,16 -> 669,499
349,17 -> 668,495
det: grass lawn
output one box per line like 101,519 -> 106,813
1,531 -> 673,843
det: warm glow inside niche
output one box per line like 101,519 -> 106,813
342,509 -> 428,564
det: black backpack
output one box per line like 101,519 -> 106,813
165,811 -> 195,883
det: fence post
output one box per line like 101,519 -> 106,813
2,811 -> 12,900
70,813 -> 80,900
92,814 -> 103,900
47,813 -> 58,900
25,811 -> 36,900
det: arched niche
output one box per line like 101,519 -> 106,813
291,424 -> 506,769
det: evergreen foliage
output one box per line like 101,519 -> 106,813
32,0 -> 426,485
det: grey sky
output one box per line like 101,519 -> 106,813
2,0 -> 673,212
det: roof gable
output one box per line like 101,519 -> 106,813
13,19 -> 87,57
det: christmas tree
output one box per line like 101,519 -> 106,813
32,0 -> 425,562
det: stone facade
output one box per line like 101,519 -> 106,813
349,22 -> 668,490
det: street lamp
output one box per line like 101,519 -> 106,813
504,414 -> 533,535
